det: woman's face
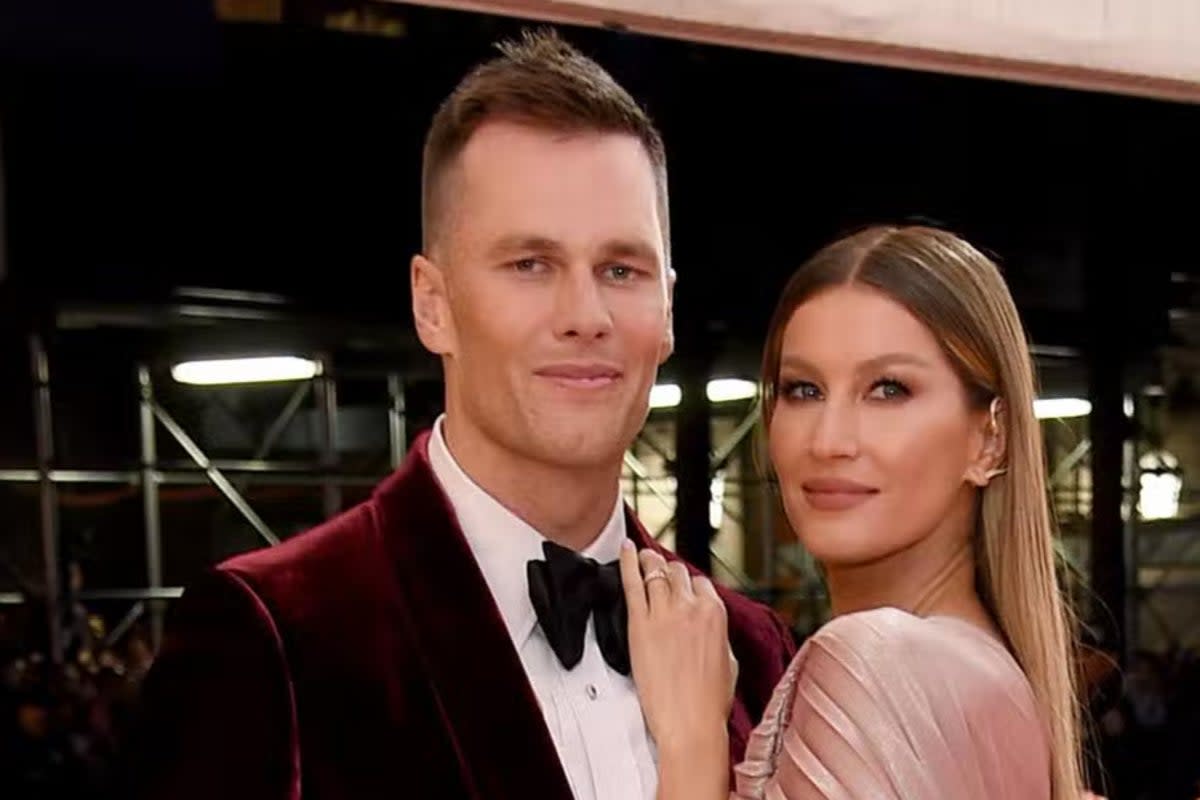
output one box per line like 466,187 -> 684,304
768,283 -> 992,567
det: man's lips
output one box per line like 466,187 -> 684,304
535,362 -> 623,388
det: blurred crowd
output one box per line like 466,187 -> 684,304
2,596 -> 1200,799
1089,648 -> 1200,800
0,596 -> 152,800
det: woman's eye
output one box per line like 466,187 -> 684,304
868,378 -> 911,400
782,380 -> 821,401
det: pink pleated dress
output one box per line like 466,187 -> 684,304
734,607 -> 1051,799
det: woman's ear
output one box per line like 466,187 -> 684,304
967,397 -> 1008,487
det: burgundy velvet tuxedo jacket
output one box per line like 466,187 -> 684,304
130,432 -> 796,800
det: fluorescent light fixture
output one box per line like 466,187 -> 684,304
706,378 -> 758,403
648,384 -> 682,409
172,356 -> 320,386
649,379 -> 758,410
1034,397 -> 1091,419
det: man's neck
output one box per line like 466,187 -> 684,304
441,415 -> 623,552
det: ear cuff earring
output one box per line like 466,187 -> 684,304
983,397 -> 1007,480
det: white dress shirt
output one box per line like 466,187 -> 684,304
427,416 -> 657,800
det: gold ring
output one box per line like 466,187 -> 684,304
644,568 -> 669,585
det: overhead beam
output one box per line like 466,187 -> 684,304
401,0 -> 1200,103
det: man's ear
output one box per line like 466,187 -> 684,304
658,266 -> 677,364
411,254 -> 455,356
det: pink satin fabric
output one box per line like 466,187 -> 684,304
734,607 -> 1051,799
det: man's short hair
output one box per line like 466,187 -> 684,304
421,29 -> 670,262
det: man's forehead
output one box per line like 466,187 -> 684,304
434,120 -> 667,262
456,122 -> 653,192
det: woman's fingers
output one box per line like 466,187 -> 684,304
622,546 -> 738,758
692,573 -> 725,618
667,561 -> 693,599
618,541 -> 648,621
638,548 -> 671,608
689,573 -> 737,703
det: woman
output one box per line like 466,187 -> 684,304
619,225 -> 1085,799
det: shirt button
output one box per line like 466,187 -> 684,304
586,684 -> 598,700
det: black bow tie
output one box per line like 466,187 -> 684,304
527,540 -> 630,676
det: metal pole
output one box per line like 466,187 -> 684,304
138,366 -> 165,648
1124,400 -> 1140,660
80,587 -> 184,601
149,398 -> 280,547
387,373 -> 406,470
31,335 -> 63,662
254,381 -> 311,461
1086,320 -> 1128,658
675,356 -> 713,574
623,450 -> 675,512
635,430 -> 673,464
316,356 -> 340,518
104,601 -> 146,648
711,403 -> 762,471
0,468 -> 382,487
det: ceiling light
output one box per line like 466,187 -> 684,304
1034,397 -> 1091,419
171,356 -> 320,386
706,378 -> 758,403
648,384 -> 682,409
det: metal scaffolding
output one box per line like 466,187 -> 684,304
10,329 -> 1199,658
5,334 -> 408,654
31,334 -> 63,662
7,330 -> 777,655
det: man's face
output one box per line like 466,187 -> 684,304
413,120 -> 674,472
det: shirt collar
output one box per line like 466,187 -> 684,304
426,415 -> 627,648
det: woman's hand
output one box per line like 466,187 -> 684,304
619,542 -> 736,800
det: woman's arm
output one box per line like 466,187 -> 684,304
657,731 -> 730,800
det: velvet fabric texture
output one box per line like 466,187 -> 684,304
129,432 -> 797,799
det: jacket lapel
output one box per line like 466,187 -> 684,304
374,433 -> 574,800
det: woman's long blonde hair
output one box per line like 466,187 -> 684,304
761,225 -> 1083,800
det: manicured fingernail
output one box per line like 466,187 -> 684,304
621,539 -> 634,551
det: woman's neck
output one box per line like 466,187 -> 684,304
824,507 -> 998,635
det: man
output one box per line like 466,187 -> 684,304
130,30 -> 794,800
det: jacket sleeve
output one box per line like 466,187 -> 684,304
124,568 -> 300,800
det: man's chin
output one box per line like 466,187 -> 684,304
526,427 -> 632,470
